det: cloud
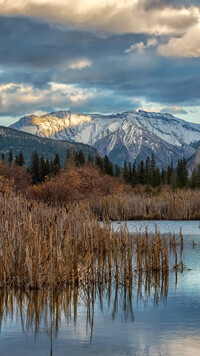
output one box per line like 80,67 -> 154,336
69,59 -> 92,70
160,105 -> 188,114
125,37 -> 158,53
158,25 -> 200,57
0,0 -> 199,35
0,16 -> 200,121
0,82 -> 95,115
137,106 -> 161,113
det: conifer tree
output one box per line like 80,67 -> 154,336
145,156 -> 150,185
18,151 -> 24,166
138,160 -> 145,184
151,153 -> 156,169
65,149 -> 75,169
176,157 -> 188,188
8,149 -> 13,163
190,168 -> 198,189
132,161 -> 137,186
161,167 -> 165,185
77,150 -> 85,165
167,160 -> 173,185
39,155 -> 47,182
128,162 -> 132,183
87,154 -> 94,164
123,160 -> 129,182
30,150 -> 40,184
95,155 -> 104,172
103,155 -> 113,175
115,165 -> 121,178
15,155 -> 19,165
153,167 -> 161,187
45,158 -> 50,177
52,153 -> 61,175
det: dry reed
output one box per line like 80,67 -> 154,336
89,190 -> 200,220
0,192 -> 184,290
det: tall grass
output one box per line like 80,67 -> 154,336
89,190 -> 200,220
0,192 -> 183,290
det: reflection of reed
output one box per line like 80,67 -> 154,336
0,271 -> 171,340
137,271 -> 169,306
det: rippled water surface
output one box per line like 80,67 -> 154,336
1,221 -> 200,356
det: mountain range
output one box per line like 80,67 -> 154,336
10,110 -> 200,168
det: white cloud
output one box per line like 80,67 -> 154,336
1,1 -> 200,59
161,106 -> 187,115
136,103 -> 187,116
138,106 -> 161,113
69,59 -> 92,70
158,24 -> 200,57
0,0 -> 199,36
125,37 -> 158,53
0,82 -> 95,115
147,38 -> 158,47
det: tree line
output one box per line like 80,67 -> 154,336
1,148 -> 200,189
95,153 -> 190,189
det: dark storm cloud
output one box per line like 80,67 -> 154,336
0,15 -> 200,117
0,16 -> 146,69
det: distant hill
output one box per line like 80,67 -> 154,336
0,126 -> 96,166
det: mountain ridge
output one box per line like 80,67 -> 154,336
10,110 -> 200,168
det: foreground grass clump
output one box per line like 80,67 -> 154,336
0,193 -> 183,290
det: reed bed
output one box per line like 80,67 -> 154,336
89,190 -> 200,220
0,192 -> 184,290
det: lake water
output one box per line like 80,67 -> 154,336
0,221 -> 200,356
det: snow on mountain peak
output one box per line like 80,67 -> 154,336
10,109 -> 200,167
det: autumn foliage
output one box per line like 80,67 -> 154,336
0,160 -> 31,193
28,164 -> 128,203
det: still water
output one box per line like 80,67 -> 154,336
0,221 -> 200,356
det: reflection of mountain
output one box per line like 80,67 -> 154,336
11,110 -> 200,168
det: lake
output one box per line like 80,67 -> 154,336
0,220 -> 200,356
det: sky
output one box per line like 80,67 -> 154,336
0,0 -> 200,126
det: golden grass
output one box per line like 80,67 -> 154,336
0,192 -> 184,290
89,190 -> 200,220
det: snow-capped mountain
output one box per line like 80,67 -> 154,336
10,110 -> 200,167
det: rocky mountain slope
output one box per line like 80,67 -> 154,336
187,147 -> 200,175
10,110 -> 200,167
0,126 -> 96,166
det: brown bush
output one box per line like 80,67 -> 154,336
0,161 -> 31,193
0,176 -> 15,195
28,164 -> 128,203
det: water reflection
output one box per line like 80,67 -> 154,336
0,270 -> 171,354
1,223 -> 200,356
